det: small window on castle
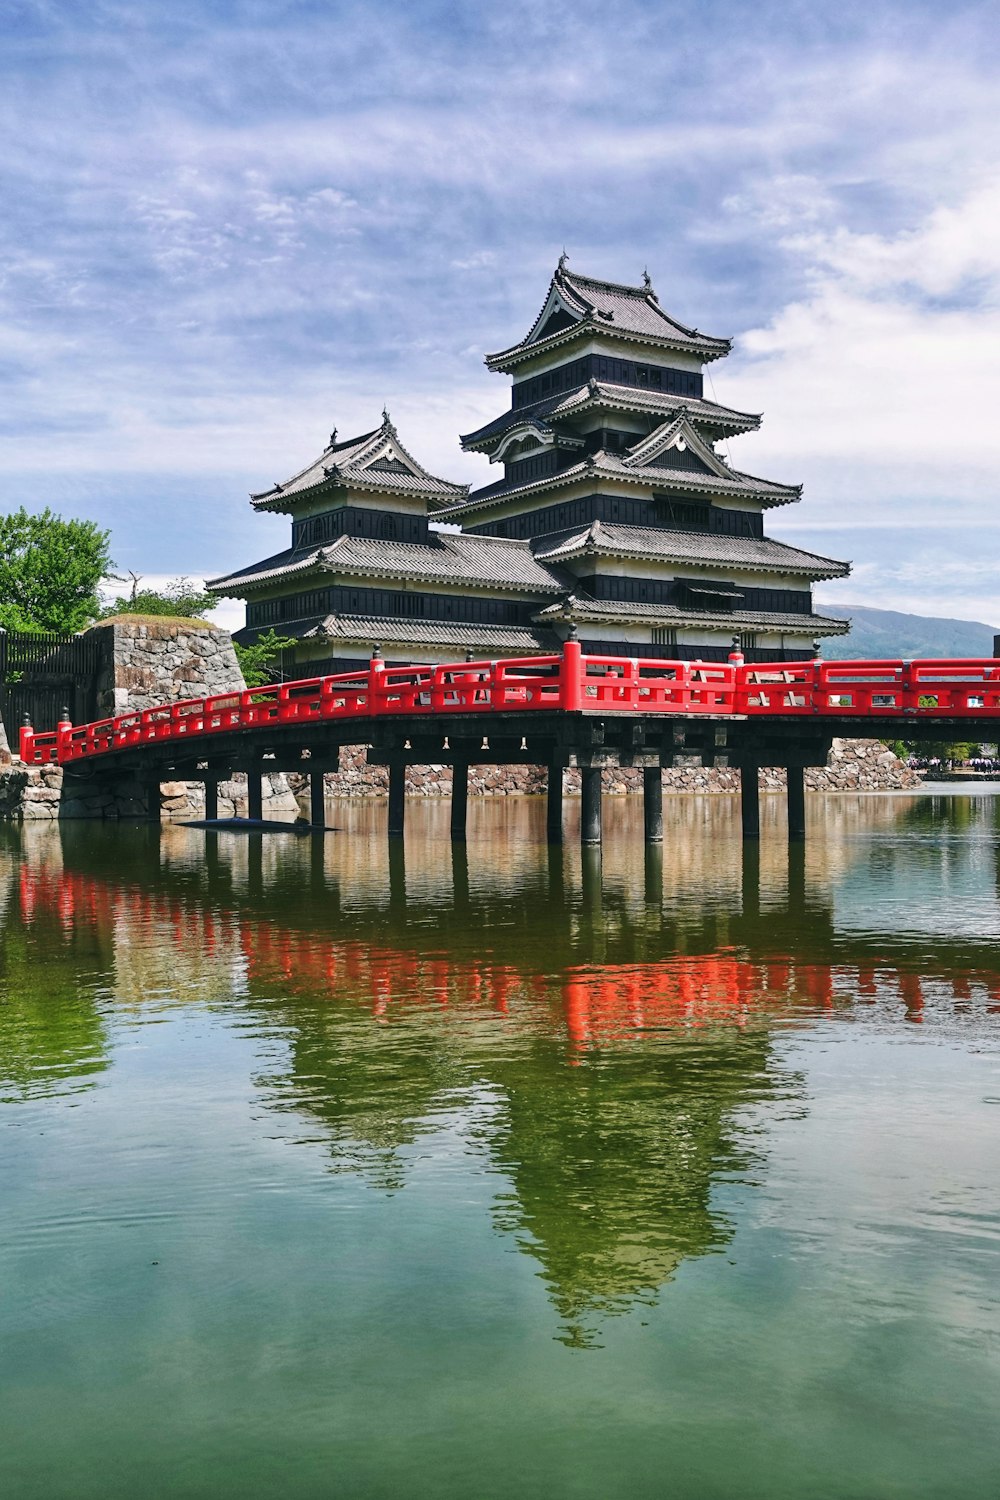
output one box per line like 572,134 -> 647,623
739,632 -> 759,651
652,627 -> 677,648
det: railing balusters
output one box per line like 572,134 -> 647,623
16,649 -> 1000,766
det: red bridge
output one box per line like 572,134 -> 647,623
17,642 -> 1000,845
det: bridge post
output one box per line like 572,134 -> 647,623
388,838 -> 406,911
580,766 -> 602,845
741,839 -> 761,920
452,842 -> 470,908
310,770 -> 326,829
387,758 -> 406,838
644,841 -> 663,905
203,776 -> 218,822
547,758 -> 564,843
786,764 -> 806,841
450,758 -> 468,843
247,761 -> 264,822
741,763 -> 760,840
643,766 -> 663,843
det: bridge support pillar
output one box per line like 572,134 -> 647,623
643,766 -> 663,843
547,759 -> 564,844
247,764 -> 263,822
787,764 -> 806,841
143,780 -> 161,822
310,770 -> 326,829
450,759 -> 468,843
644,841 -> 663,905
388,759 -> 405,839
203,776 -> 218,822
580,766 -> 602,845
741,764 -> 760,840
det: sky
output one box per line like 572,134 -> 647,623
3,0 -> 1000,632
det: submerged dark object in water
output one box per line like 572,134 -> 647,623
182,818 -> 324,835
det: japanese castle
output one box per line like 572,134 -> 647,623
210,260 -> 849,668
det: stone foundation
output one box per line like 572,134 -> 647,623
91,616 -> 247,716
301,737 -> 922,799
0,737 -> 919,821
0,766 -> 298,822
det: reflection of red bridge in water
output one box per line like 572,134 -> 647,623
18,644 -> 1000,845
16,864 -> 1000,1048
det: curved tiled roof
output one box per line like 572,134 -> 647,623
449,449 -> 801,517
301,615 -> 559,652
208,530 -> 565,597
535,596 -> 849,636
486,264 -> 731,371
532,520 -> 849,580
251,413 -> 467,511
460,383 -> 760,452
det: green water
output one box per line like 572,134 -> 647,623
1,792 -> 999,1498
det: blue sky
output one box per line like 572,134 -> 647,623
3,0 -> 1000,629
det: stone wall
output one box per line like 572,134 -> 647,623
308,736 -> 922,798
0,765 -> 297,822
1,617 -> 296,821
92,616 -> 245,716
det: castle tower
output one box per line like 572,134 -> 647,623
209,412 -> 564,672
447,260 -> 849,661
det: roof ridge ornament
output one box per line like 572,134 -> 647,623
328,427 -> 337,449
558,249 -> 569,272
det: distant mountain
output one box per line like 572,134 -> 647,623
816,602 -> 999,660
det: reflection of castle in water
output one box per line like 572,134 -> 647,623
3,792 -> 1000,1341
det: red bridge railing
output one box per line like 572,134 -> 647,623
17,643 -> 1000,768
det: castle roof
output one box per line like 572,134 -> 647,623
532,520 -> 849,581
250,412 -> 468,512
486,262 -> 731,372
208,529 -> 565,597
298,615 -> 559,654
535,595 -> 850,636
461,382 -> 760,453
448,443 -> 801,519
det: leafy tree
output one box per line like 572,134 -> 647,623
100,574 -> 216,620
0,507 -> 112,633
234,628 -> 297,687
920,741 -> 977,764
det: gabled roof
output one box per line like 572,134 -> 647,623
208,530 -> 565,597
531,520 -> 849,581
535,595 -> 850,636
622,413 -> 734,478
461,382 -> 760,454
250,412 -> 468,512
486,261 -> 731,372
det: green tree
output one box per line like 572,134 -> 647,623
100,575 -> 216,620
0,507 -> 112,633
234,628 -> 297,687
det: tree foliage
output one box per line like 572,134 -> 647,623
0,507 -> 112,634
100,576 -> 216,620
234,629 -> 297,688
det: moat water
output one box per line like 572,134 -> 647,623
1,793 -> 999,1499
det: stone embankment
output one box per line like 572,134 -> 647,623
304,738 -> 922,800
0,616 -> 295,821
0,765 -> 297,822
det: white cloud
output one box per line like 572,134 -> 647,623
720,176 -> 1000,534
